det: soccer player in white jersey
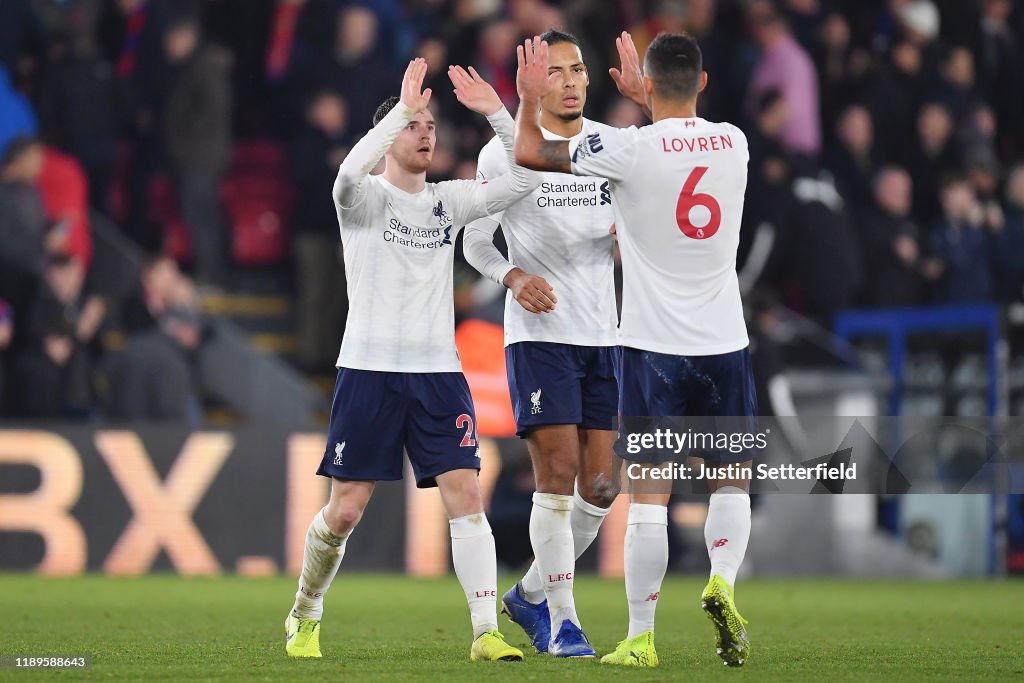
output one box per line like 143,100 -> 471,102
462,28 -> 618,659
514,34 -> 755,667
284,58 -> 541,663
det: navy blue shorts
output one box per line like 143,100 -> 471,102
505,342 -> 620,437
316,368 -> 481,488
619,347 -> 758,464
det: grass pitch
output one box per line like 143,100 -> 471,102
0,574 -> 1021,681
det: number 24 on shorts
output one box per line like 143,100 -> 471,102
676,166 -> 721,240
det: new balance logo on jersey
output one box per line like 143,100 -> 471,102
333,441 -> 345,467
571,132 -> 604,163
530,389 -> 542,414
442,225 -> 452,245
599,181 -> 611,205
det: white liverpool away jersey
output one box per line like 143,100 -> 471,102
473,119 -> 618,347
568,117 -> 749,356
334,103 -> 535,372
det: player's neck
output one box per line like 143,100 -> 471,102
382,162 -> 426,195
650,97 -> 698,123
540,110 -> 584,139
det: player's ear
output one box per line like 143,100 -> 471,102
643,74 -> 654,97
697,70 -> 708,94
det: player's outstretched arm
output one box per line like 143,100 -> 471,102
445,65 -> 539,222
333,58 -> 432,208
513,37 -> 571,173
608,30 -> 652,121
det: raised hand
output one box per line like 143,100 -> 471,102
516,36 -> 557,102
608,31 -> 647,109
448,65 -> 503,116
400,58 -> 433,113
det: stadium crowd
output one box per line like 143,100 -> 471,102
0,0 -> 1023,418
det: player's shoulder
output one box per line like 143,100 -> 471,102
705,119 -> 749,145
581,118 -> 622,137
477,134 -> 507,175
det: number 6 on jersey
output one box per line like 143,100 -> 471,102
676,166 -> 721,240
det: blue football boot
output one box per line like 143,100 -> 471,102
548,619 -> 597,658
500,583 -> 551,653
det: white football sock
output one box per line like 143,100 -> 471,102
292,508 -> 349,620
520,486 -> 610,604
570,485 -> 611,558
450,513 -> 499,638
704,486 -> 751,588
624,503 -> 668,638
528,492 -> 578,628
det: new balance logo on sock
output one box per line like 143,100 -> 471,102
645,592 -> 660,601
712,538 -> 729,549
547,572 -> 573,582
474,590 -> 497,598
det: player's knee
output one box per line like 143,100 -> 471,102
577,472 -> 619,508
323,499 -> 366,534
535,454 -> 577,494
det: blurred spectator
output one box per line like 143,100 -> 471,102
239,0 -> 336,134
930,46 -> 978,123
996,164 -> 1024,302
99,0 -> 170,249
474,19 -> 520,116
865,40 -> 927,166
741,94 -> 795,287
814,11 -> 872,131
0,66 -> 38,157
924,174 -> 998,303
37,29 -> 117,213
8,255 -> 104,417
747,90 -> 789,168
289,90 -> 351,371
162,13 -> 232,286
783,171 -> 862,321
317,6 -> 394,128
909,101 -> 962,224
0,0 -> 46,77
36,147 -> 93,270
120,255 -> 180,333
106,265 -> 201,421
0,138 -> 47,309
746,0 -> 821,159
897,0 -> 942,50
974,0 -> 1024,160
861,167 -> 924,307
826,104 -> 879,208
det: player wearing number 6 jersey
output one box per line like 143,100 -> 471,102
514,33 -> 755,667
284,58 -> 540,664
